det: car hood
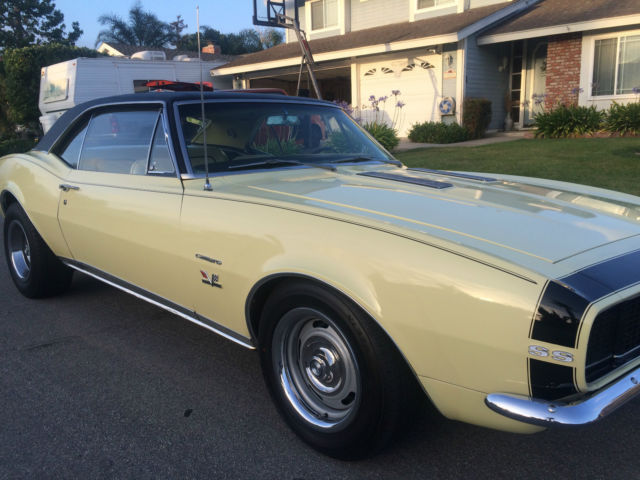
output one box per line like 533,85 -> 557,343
219,165 -> 640,266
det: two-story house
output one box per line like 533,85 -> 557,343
212,0 -> 639,135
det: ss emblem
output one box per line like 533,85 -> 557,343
528,345 -> 574,363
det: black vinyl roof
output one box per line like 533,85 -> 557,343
35,91 -> 332,152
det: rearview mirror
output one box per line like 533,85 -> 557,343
266,115 -> 299,126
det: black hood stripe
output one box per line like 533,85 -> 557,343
560,249 -> 640,302
531,248 -> 640,349
528,248 -> 640,400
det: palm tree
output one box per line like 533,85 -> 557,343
96,2 -> 172,47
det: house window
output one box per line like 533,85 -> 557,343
310,0 -> 338,31
592,34 -> 640,96
416,0 -> 455,10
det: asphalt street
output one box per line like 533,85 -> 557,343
1,220 -> 640,479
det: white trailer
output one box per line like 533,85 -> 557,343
39,54 -> 233,133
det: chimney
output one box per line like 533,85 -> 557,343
202,42 -> 221,55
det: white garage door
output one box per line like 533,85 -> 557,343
359,53 -> 442,137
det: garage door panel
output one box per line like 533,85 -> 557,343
360,54 -> 442,136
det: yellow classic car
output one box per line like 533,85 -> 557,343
2,92 -> 640,458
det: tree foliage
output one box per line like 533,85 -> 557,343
178,27 -> 283,55
0,0 -> 82,50
258,28 -> 284,49
96,1 -> 172,47
2,44 -> 100,130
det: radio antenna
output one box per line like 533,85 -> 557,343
197,6 -> 212,191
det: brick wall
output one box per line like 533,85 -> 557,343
545,33 -> 582,108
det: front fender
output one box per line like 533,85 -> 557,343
0,152 -> 71,258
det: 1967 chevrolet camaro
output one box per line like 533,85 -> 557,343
2,92 -> 640,458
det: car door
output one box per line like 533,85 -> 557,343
56,106 -> 193,310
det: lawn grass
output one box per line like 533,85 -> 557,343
394,138 -> 640,196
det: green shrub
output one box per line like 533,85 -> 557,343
363,121 -> 399,151
2,44 -> 102,131
534,105 -> 604,138
257,138 -> 301,155
606,102 -> 640,135
408,121 -> 469,144
0,138 -> 37,157
462,98 -> 492,139
326,131 -> 350,152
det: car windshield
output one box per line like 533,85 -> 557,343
177,101 -> 397,174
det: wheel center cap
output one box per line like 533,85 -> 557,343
305,347 -> 340,392
310,357 -> 326,378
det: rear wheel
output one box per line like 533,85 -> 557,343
3,203 -> 73,298
258,281 -> 415,459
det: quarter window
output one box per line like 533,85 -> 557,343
148,120 -> 175,174
592,34 -> 640,96
310,0 -> 338,31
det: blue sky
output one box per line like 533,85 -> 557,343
54,0 -> 257,48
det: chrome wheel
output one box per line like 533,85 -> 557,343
7,220 -> 31,280
272,307 -> 361,431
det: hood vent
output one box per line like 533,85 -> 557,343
358,171 -> 453,189
409,168 -> 497,183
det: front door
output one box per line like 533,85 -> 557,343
56,107 -> 193,310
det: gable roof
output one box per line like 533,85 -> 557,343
98,42 -> 234,62
213,1 -> 536,76
479,0 -> 640,44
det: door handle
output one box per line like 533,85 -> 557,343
59,184 -> 80,192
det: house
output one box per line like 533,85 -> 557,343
212,0 -> 639,134
477,0 -> 640,128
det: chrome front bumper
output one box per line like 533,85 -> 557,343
485,366 -> 640,427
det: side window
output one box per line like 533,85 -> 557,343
78,110 -> 159,174
148,120 -> 175,174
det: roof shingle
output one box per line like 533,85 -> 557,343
484,0 -> 640,36
217,2 -> 511,70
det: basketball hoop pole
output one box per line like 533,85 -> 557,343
277,14 -> 322,100
253,0 -> 321,99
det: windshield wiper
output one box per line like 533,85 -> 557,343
228,158 -> 336,172
329,155 -> 402,167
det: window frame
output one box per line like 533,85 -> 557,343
588,29 -> 640,100
306,0 -> 342,34
172,98 -> 394,179
52,104 -> 180,178
414,0 -> 456,14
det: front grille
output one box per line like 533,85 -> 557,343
586,296 -> 640,382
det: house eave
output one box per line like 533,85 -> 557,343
478,13 -> 640,45
212,0 -> 540,77
212,33 -> 460,76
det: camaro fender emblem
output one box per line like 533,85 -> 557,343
528,345 -> 574,363
201,270 -> 222,288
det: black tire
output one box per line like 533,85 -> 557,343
258,280 -> 416,459
3,203 -> 73,298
